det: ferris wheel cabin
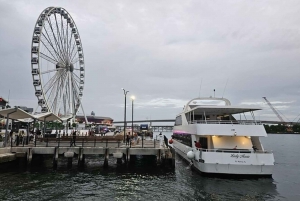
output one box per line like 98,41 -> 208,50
31,58 -> 38,64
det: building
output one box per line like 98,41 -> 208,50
76,111 -> 113,125
0,97 -> 9,109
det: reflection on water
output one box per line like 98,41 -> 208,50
1,133 -> 299,200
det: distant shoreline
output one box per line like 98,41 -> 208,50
267,133 -> 300,135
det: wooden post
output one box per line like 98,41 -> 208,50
171,147 -> 175,168
53,147 -> 58,170
157,149 -> 161,164
27,148 -> 32,169
103,148 -> 108,168
126,147 -> 130,164
78,147 -> 84,168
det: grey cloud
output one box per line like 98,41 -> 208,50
0,0 -> 300,123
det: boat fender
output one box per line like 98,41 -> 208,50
169,139 -> 173,144
187,151 -> 195,160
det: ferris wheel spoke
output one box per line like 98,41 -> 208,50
54,13 -> 67,60
41,34 -> 61,62
43,23 -> 64,63
46,17 -> 66,63
45,72 -> 67,110
71,57 -> 79,64
61,14 -> 68,57
73,73 -> 81,83
68,29 -> 74,58
43,73 -> 58,92
47,16 -> 65,60
41,68 -> 64,75
42,31 -> 65,63
50,74 -> 65,113
44,70 -> 66,94
69,41 -> 77,60
40,52 -> 58,65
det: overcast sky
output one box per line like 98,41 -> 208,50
0,0 -> 300,123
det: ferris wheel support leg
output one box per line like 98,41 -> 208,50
80,103 -> 88,124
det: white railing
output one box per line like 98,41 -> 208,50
189,120 -> 262,125
197,148 -> 272,154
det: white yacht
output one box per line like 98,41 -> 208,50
172,97 -> 274,176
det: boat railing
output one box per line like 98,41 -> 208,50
198,148 -> 273,154
190,120 -> 262,125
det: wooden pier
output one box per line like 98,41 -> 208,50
0,136 -> 175,170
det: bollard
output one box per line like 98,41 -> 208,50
34,136 -> 36,147
142,135 -> 144,148
58,137 -> 60,147
46,137 -> 48,147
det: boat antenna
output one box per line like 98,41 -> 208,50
222,78 -> 229,98
198,78 -> 203,98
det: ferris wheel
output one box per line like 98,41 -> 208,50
31,7 -> 85,119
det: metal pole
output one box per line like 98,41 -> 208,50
124,93 -> 126,142
123,89 -> 129,143
4,108 -> 17,147
44,118 -> 46,137
131,99 -> 134,138
4,114 -> 10,147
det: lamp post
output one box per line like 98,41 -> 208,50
122,88 -> 129,142
131,96 -> 135,138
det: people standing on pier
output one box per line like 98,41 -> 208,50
22,131 -> 26,145
70,130 -> 76,147
158,132 -> 163,147
126,134 -> 130,145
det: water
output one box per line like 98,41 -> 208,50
0,133 -> 299,201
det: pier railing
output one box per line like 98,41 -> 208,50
197,148 -> 273,154
190,120 -> 262,125
10,135 -> 160,149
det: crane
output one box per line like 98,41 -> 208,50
262,97 -> 285,122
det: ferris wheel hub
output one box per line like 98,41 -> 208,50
68,63 -> 74,72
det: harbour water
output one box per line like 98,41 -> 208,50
0,133 -> 299,201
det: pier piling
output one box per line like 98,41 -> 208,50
103,148 -> 108,168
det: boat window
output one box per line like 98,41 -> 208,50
194,114 -> 202,121
199,137 -> 208,149
175,115 -> 182,126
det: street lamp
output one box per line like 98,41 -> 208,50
122,88 -> 129,142
131,96 -> 135,138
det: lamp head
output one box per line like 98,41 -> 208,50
131,96 -> 135,100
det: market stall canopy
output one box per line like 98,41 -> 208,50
0,107 -> 35,120
33,112 -> 62,122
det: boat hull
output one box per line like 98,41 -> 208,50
173,142 -> 274,176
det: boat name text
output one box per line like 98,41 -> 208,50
230,154 -> 250,159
